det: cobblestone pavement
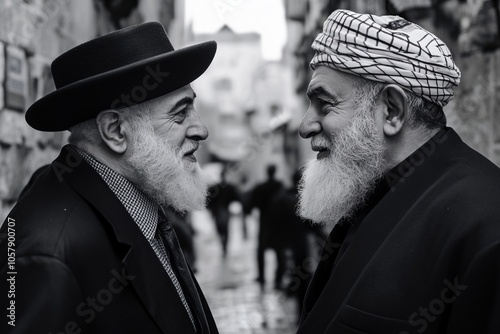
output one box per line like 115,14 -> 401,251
192,209 -> 298,334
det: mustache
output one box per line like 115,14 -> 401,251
311,137 -> 332,150
180,141 -> 200,156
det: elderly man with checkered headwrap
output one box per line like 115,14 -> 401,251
296,9 -> 500,334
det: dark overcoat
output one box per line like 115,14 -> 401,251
0,146 -> 218,334
297,128 -> 500,334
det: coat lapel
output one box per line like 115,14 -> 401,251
54,145 -> 197,333
122,237 -> 197,333
157,212 -> 211,333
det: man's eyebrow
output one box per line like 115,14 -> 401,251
171,92 -> 196,111
306,86 -> 338,103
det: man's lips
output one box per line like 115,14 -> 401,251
183,153 -> 197,162
316,150 -> 330,159
183,145 -> 199,162
312,145 -> 330,159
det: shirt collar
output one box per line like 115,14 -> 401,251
71,145 -> 159,240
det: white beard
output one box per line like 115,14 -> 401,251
126,121 -> 208,214
298,110 -> 385,227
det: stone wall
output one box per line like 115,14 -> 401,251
448,50 -> 500,165
0,0 -> 74,223
442,0 -> 500,165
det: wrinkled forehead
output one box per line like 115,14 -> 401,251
142,85 -> 196,113
307,66 -> 368,99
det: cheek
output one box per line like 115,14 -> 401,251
155,127 -> 185,149
322,114 -> 352,137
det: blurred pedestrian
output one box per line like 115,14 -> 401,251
207,167 -> 241,257
0,22 -> 218,333
238,174 -> 252,240
268,170 -> 326,320
249,164 -> 284,289
296,9 -> 500,334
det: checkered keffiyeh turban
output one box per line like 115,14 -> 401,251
310,9 -> 461,107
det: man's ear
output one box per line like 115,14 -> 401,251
380,84 -> 407,137
95,110 -> 128,154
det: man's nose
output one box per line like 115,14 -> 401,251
299,106 -> 322,139
187,110 -> 209,141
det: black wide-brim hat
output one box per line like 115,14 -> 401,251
26,22 -> 217,131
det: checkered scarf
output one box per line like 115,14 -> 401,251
310,9 -> 461,107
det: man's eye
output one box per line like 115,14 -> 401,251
174,108 -> 188,122
319,100 -> 336,113
322,106 -> 334,114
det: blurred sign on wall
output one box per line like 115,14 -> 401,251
5,45 -> 29,111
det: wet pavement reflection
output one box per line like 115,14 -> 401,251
193,210 -> 298,334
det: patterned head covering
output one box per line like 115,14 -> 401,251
310,9 -> 461,107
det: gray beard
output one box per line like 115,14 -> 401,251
298,110 -> 385,228
126,121 -> 208,214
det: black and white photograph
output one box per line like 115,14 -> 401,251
1,0 -> 500,333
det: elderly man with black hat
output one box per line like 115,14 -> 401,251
296,10 -> 500,334
0,23 -> 218,333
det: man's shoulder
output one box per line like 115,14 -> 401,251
410,133 -> 500,245
2,165 -> 108,260
384,129 -> 500,239
440,131 -> 500,196
417,132 -> 500,210
409,128 -> 500,196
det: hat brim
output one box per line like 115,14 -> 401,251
26,41 -> 216,131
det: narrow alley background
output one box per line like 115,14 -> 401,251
193,207 -> 298,334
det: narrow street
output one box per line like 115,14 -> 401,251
192,209 -> 298,334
